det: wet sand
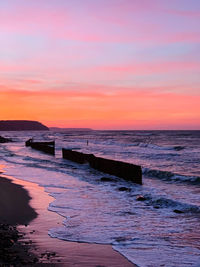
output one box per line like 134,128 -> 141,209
0,175 -> 136,266
0,176 -> 37,225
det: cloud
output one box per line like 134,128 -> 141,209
1,1 -> 199,44
94,61 -> 200,75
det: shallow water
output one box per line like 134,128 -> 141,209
0,130 -> 200,266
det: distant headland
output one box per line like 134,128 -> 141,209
0,120 -> 49,131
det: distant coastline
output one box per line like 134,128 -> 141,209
0,120 -> 49,131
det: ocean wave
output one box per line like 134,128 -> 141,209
173,146 -> 185,151
130,142 -> 185,151
143,168 -> 200,184
140,194 -> 200,214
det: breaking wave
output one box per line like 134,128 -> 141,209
143,168 -> 200,184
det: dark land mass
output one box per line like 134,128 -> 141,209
0,223 -> 60,265
0,120 -> 49,131
0,223 -> 38,265
0,177 -> 37,225
0,177 -> 59,265
0,176 -> 38,265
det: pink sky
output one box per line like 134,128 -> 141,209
0,0 -> 199,129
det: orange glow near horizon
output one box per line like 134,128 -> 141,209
1,89 -> 199,130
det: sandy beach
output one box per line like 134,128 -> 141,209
0,174 -> 136,266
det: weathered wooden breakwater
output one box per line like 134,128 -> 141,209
0,136 -> 12,143
89,156 -> 142,184
62,148 -> 142,184
62,149 -> 93,164
25,139 -> 55,147
25,141 -> 142,184
25,140 -> 55,155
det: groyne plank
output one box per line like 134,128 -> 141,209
25,139 -> 55,147
30,143 -> 55,155
62,149 -> 93,164
89,156 -> 142,184
62,148 -> 142,184
25,140 -> 55,155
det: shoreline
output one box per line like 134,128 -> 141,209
0,174 -> 136,266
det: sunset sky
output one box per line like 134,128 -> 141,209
0,0 -> 200,129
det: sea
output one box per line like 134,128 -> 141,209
0,130 -> 199,267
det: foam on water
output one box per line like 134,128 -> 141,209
0,130 -> 200,266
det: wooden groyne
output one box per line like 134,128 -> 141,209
30,143 -> 55,155
25,140 -> 55,155
62,148 -> 142,184
25,139 -> 55,147
62,149 -> 93,164
0,136 -> 12,143
89,156 -> 142,184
